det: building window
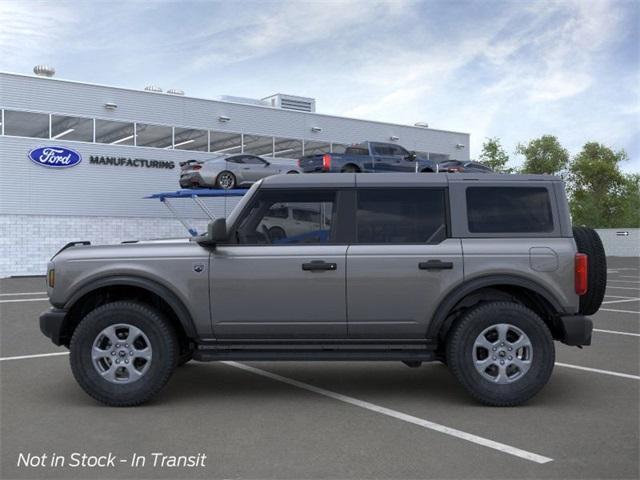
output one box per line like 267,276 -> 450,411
3,110 -> 49,138
273,137 -> 303,159
173,127 -> 208,151
51,114 -> 93,142
210,131 -> 243,154
243,134 -> 274,156
466,187 -> 554,233
303,141 -> 331,156
356,189 -> 447,244
95,119 -> 135,145
135,123 -> 173,148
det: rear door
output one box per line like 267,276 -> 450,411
346,184 -> 463,338
210,187 -> 349,338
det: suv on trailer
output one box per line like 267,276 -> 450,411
40,173 -> 606,407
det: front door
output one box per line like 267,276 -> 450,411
210,188 -> 348,338
346,187 -> 463,338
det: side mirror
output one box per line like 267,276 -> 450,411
197,218 -> 227,246
407,151 -> 417,161
264,161 -> 271,166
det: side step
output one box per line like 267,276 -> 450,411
193,343 -> 437,362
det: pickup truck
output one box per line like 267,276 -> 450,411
298,141 -> 438,173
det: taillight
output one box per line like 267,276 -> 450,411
575,253 -> 588,295
297,159 -> 302,167
322,154 -> 332,172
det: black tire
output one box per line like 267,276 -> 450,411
268,226 -> 287,241
446,302 -> 555,406
573,226 -> 607,315
286,170 -> 299,174
177,351 -> 193,367
69,301 -> 178,407
341,164 -> 359,173
215,171 -> 236,189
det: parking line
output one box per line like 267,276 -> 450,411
222,361 -> 553,464
599,308 -> 640,315
606,286 -> 640,291
602,298 -> 640,305
0,297 -> 49,304
0,292 -> 47,296
608,280 -> 640,285
617,275 -> 640,279
0,352 -> 69,362
593,328 -> 640,337
556,363 -> 640,380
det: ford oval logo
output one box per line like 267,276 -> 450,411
28,146 -> 82,168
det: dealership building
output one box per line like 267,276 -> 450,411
0,69 -> 470,277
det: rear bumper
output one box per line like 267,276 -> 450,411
558,315 -> 593,346
39,308 -> 68,346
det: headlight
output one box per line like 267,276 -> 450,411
47,269 -> 55,288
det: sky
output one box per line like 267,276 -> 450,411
1,0 -> 638,171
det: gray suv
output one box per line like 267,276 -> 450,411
40,173 -> 606,407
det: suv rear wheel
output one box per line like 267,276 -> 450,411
446,302 -> 554,406
69,301 -> 178,406
573,226 -> 607,315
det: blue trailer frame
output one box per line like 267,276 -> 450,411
145,189 -> 246,236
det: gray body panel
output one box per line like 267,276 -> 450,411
48,241 -> 213,336
210,245 -> 347,338
346,240 -> 463,338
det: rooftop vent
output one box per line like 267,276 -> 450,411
262,94 -> 316,113
144,85 -> 163,93
33,65 -> 55,77
167,89 -> 184,95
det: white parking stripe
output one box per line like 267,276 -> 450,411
600,308 -> 640,315
0,352 -> 69,362
556,363 -> 640,380
593,328 -> 640,337
0,297 -> 49,304
604,295 -> 637,299
606,286 -> 640,291
0,292 -> 47,296
602,298 -> 640,305
223,361 -> 553,464
608,280 -> 640,284
617,275 -> 640,279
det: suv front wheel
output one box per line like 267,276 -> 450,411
69,301 -> 178,406
446,302 -> 555,406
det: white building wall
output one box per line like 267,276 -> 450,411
595,229 -> 640,257
0,215 -> 214,277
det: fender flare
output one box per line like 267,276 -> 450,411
63,275 -> 197,338
426,274 -> 565,339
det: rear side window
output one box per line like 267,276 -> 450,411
466,187 -> 553,233
356,189 -> 447,244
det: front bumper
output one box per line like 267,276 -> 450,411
39,308 -> 68,346
558,315 -> 593,346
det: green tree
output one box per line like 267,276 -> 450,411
517,135 -> 569,175
479,137 -> 513,173
568,142 -> 638,228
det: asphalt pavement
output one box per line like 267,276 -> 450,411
1,257 -> 638,479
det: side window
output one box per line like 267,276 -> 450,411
242,155 -> 267,165
236,190 -> 336,245
466,187 -> 554,233
356,189 -> 447,244
226,156 -> 244,164
391,145 -> 410,157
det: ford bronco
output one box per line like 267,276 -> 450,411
40,173 -> 606,406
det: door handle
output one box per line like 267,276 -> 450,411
419,260 -> 453,270
302,260 -> 337,272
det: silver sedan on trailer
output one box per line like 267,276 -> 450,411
179,154 -> 300,189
